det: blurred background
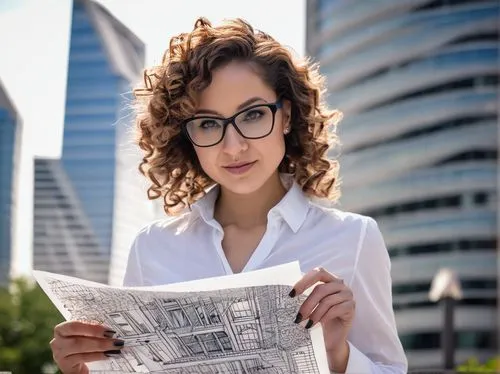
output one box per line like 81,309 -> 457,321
0,0 -> 498,372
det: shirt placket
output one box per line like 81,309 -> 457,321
208,221 -> 233,275
208,213 -> 283,275
241,211 -> 282,273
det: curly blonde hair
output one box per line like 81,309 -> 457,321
134,17 -> 342,215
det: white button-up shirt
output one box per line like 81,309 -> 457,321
124,180 -> 408,373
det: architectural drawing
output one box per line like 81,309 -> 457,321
41,275 -> 324,373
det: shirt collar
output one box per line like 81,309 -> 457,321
189,174 -> 310,233
189,184 -> 219,226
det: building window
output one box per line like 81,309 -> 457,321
237,325 -> 261,350
449,31 -> 500,45
413,0 -> 492,11
393,297 -> 496,311
473,192 -> 489,205
350,115 -> 497,153
364,194 -> 462,219
215,331 -> 233,351
179,335 -> 204,355
230,298 -> 254,320
163,300 -> 191,327
164,305 -> 191,328
177,331 -> 233,356
202,334 -> 221,353
108,312 -> 137,336
194,301 -> 221,325
365,75 -> 499,111
201,331 -> 232,353
436,150 -> 498,165
401,331 -> 497,350
389,238 -> 496,257
163,299 -> 223,328
393,278 -> 496,295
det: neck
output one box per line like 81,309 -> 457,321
215,173 -> 287,229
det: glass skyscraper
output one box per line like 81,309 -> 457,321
62,0 -> 144,254
34,0 -> 149,284
307,0 -> 498,369
0,79 -> 22,286
34,158 -> 109,283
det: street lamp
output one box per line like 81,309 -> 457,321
429,268 -> 463,371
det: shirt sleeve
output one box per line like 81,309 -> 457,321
122,234 -> 144,287
341,217 -> 408,374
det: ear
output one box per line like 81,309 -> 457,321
282,99 -> 292,127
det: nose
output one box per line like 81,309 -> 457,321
221,122 -> 248,157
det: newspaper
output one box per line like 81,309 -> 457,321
33,262 -> 330,373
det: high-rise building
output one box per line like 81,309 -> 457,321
107,110 -> 162,286
61,0 -> 144,255
0,79 -> 22,286
307,0 -> 498,369
34,158 -> 109,283
33,0 -> 150,284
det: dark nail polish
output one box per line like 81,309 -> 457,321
305,320 -> 314,329
288,288 -> 296,298
104,349 -> 122,357
103,330 -> 116,338
113,339 -> 125,347
294,313 -> 303,324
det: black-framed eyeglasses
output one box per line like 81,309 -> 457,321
182,99 -> 283,147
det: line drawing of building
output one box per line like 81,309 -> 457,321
306,0 -> 498,369
33,0 -> 156,284
0,78 -> 24,286
45,278 -> 321,374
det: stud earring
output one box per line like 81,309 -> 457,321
284,127 -> 291,135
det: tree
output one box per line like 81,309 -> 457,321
457,356 -> 500,373
0,277 -> 63,374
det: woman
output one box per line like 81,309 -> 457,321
50,18 -> 407,373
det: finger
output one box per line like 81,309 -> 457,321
307,291 -> 353,326
63,336 -> 125,357
51,337 -> 124,366
295,283 -> 345,322
290,267 -> 343,297
55,321 -> 116,339
58,351 -> 112,373
318,300 -> 356,326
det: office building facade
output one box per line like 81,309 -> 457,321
34,158 -> 109,283
0,79 -> 22,286
34,0 -> 150,284
307,0 -> 498,368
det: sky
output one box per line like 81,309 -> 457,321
0,0 -> 306,158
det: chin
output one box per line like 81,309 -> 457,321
203,162 -> 283,196
219,176 -> 268,195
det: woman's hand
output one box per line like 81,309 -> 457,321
290,267 -> 355,373
50,321 -> 124,374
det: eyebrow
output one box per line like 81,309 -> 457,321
195,97 -> 268,116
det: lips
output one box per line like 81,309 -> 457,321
223,161 -> 257,175
224,161 -> 255,168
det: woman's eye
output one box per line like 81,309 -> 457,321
243,109 -> 264,121
199,120 -> 219,129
